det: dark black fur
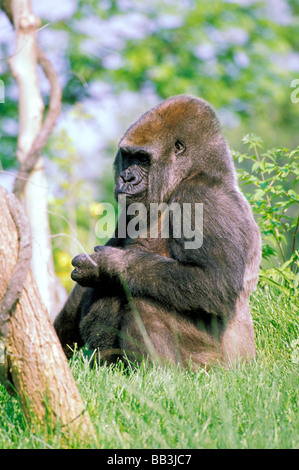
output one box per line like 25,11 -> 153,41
54,95 -> 261,368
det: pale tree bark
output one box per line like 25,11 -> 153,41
4,0 -> 67,322
0,186 -> 96,444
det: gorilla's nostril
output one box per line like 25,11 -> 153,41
127,175 -> 136,183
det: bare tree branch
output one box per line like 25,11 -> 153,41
13,46 -> 62,198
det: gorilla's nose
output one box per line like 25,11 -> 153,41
120,168 -> 138,184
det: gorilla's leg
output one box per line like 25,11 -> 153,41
54,284 -> 85,357
80,295 -> 124,364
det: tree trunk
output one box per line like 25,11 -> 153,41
0,186 -> 96,444
7,0 -> 67,321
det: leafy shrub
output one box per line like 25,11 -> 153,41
233,135 -> 299,296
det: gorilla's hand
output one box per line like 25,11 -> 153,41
71,246 -> 126,286
71,253 -> 99,286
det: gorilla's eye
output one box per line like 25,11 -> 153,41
174,139 -> 186,156
136,153 -> 150,164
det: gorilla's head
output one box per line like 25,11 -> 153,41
114,95 -> 235,205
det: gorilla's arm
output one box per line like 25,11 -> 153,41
126,244 -> 244,317
71,186 -> 247,318
71,232 -> 245,318
54,230 -> 125,354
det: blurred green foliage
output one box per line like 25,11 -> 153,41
59,0 -> 299,148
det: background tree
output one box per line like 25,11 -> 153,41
0,1 -> 96,442
0,186 -> 95,443
1,0 -> 66,320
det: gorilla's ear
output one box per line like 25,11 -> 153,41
174,139 -> 186,156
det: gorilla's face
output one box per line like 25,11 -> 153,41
113,140 -> 187,206
114,147 -> 150,203
113,95 -> 234,207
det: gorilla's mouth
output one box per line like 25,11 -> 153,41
116,189 -> 131,195
114,184 -> 146,197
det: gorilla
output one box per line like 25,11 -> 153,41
54,95 -> 261,369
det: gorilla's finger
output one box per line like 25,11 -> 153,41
71,254 -> 87,267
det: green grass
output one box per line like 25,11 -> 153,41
0,285 -> 298,449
